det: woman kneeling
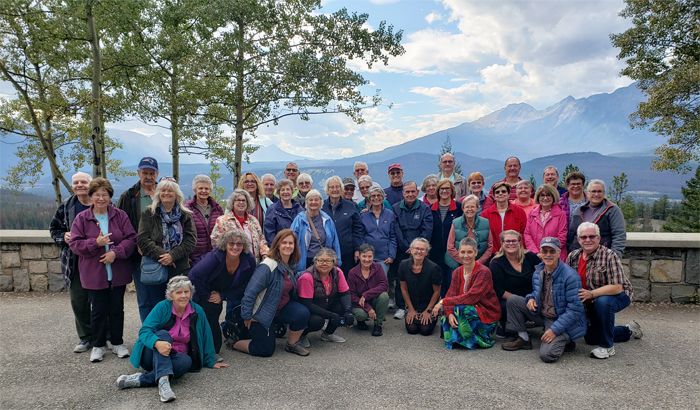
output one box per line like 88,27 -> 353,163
434,237 -> 501,349
117,276 -> 228,402
399,238 -> 441,336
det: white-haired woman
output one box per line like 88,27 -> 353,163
322,175 -> 364,272
183,175 -> 224,263
188,229 -> 256,359
237,172 -> 273,223
420,175 -> 439,206
294,173 -> 313,208
357,175 -> 391,212
137,177 -> 197,317
360,186 -> 397,276
398,238 -> 441,336
291,189 -> 342,272
261,173 -> 278,203
263,179 -> 303,245
117,276 -> 228,403
210,189 -> 269,262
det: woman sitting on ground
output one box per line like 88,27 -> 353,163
117,276 -> 228,403
398,238 -> 441,336
229,229 -> 311,357
187,229 -> 256,361
347,244 -> 390,337
433,237 -> 501,350
296,248 -> 354,347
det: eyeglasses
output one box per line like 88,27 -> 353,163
227,242 -> 244,248
463,205 -> 477,210
568,182 -> 583,187
298,182 -> 311,186
354,168 -> 366,173
441,160 -> 454,164
539,193 -> 553,198
234,198 -> 247,203
540,248 -> 558,254
244,180 -> 256,184
579,235 -> 598,241
503,239 -> 519,244
439,187 -> 452,192
344,186 -> 355,191
316,259 -> 334,265
370,194 -> 383,199
92,194 -> 110,199
494,190 -> 508,195
589,190 -> 604,194
389,171 -> 402,176
286,168 -> 298,172
412,247 -> 427,253
470,181 -> 483,185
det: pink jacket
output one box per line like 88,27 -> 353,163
523,204 -> 568,261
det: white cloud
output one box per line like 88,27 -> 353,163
425,12 -> 442,24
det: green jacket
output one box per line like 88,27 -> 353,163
445,215 -> 490,269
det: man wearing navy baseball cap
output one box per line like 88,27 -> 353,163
116,156 -> 159,322
502,236 -> 587,363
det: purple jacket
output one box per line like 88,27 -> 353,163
558,191 -> 587,224
183,197 -> 224,262
347,263 -> 388,313
69,205 -> 137,290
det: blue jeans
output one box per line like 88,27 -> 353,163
248,300 -> 309,357
584,292 -> 632,348
139,330 -> 192,387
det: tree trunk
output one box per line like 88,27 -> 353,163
171,69 -> 179,183
233,19 -> 245,189
87,0 -> 103,178
100,122 -> 107,178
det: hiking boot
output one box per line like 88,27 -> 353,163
158,378 -> 176,402
90,346 -> 105,362
502,337 -> 532,351
393,309 -> 405,320
112,344 -> 130,358
285,341 -> 310,356
590,346 -> 615,359
320,332 -> 345,343
627,320 -> 643,339
74,341 -> 91,353
356,320 -> 369,330
116,373 -> 141,389
299,335 -> 311,348
371,324 -> 383,337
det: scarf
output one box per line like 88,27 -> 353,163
158,203 -> 183,252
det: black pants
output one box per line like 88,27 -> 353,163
87,284 -> 125,347
199,299 -> 223,354
388,251 -> 408,309
405,315 -> 437,336
341,252 -> 358,274
304,299 -> 345,335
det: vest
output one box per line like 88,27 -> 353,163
445,215 -> 490,269
311,267 -> 340,310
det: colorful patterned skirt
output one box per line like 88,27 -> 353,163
441,305 -> 498,350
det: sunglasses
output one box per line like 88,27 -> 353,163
579,235 -> 598,241
540,248 -> 558,254
286,168 -> 298,172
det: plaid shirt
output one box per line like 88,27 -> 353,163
48,196 -> 78,286
567,245 -> 633,299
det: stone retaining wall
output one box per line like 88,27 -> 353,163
1,230 -> 699,302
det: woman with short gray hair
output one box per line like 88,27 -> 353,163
294,173 -> 314,208
188,229 -> 256,358
398,238 -> 441,336
211,189 -> 268,262
291,189 -> 342,272
357,177 -> 391,212
184,174 -> 224,262
118,276 -> 228,403
360,184 -> 397,276
420,175 -> 440,205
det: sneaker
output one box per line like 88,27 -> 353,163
214,353 -> 224,363
502,337 -> 533,351
627,320 -> 643,339
116,373 -> 141,389
356,320 -> 369,330
112,344 -> 130,358
320,332 -> 346,343
388,299 -> 396,310
299,335 -> 311,348
590,346 -> 615,359
494,326 -> 507,339
90,346 -> 105,362
393,309 -> 405,320
158,378 -> 176,402
74,341 -> 91,353
105,340 -> 114,350
285,341 -> 310,356
564,341 -> 577,352
371,324 -> 383,337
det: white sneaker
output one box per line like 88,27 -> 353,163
112,344 -> 130,358
105,340 -> 114,350
74,341 -> 91,353
393,309 -> 405,320
388,299 -> 396,310
627,320 -> 643,339
90,346 -> 105,362
590,346 -> 615,359
320,332 -> 346,343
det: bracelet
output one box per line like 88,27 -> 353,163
591,290 -> 596,299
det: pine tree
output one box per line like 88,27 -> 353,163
559,164 -> 587,188
529,173 -> 537,188
663,167 -> 700,232
438,134 -> 462,175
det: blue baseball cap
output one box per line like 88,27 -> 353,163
540,237 -> 561,251
138,157 -> 159,171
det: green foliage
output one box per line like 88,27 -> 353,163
438,134 -> 462,175
559,164 -> 587,188
611,0 -> 700,173
208,162 -> 227,207
664,166 -> 700,232
529,173 -> 537,188
608,172 -> 637,226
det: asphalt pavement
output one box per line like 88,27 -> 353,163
0,292 -> 698,409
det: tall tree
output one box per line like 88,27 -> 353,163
611,0 -> 700,173
203,0 -> 404,187
608,172 -> 637,225
558,163 -> 586,188
438,134 -> 462,176
664,166 -> 700,232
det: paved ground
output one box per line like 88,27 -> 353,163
0,292 -> 698,410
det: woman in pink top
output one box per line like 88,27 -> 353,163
524,184 -> 568,260
511,180 -> 536,215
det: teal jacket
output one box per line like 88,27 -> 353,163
130,299 -> 216,371
445,215 -> 490,269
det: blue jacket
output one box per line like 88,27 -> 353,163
188,249 -> 256,305
357,198 -> 391,213
240,258 -> 300,330
428,200 -> 463,266
130,299 -> 216,371
291,210 -> 342,272
384,184 -> 404,206
322,198 -> 364,257
527,261 -> 587,341
263,200 -> 303,245
360,208 -> 397,261
391,199 -> 433,253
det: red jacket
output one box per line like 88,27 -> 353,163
482,203 -> 527,253
443,262 -> 501,323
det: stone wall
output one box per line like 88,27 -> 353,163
1,230 -> 699,302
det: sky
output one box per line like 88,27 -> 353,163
1,0 -> 637,163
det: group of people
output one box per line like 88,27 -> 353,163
49,154 -> 641,403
